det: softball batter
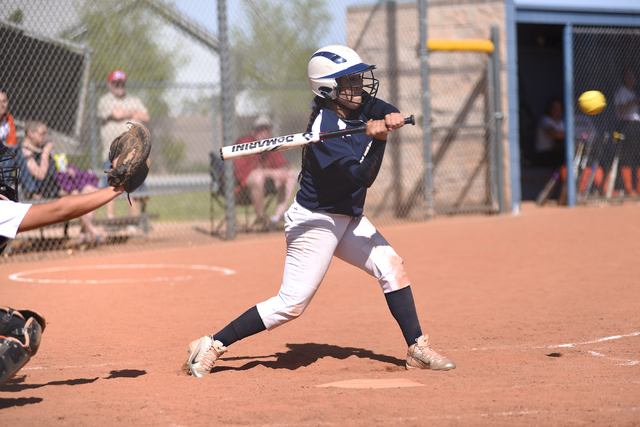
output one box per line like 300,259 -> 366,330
187,45 -> 455,377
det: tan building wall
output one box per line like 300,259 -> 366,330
346,1 -> 510,214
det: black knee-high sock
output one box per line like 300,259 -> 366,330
384,286 -> 423,347
213,306 -> 266,347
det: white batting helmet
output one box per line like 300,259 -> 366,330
307,45 -> 378,105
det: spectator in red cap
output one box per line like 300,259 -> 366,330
97,70 -> 150,222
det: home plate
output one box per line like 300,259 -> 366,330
316,379 -> 425,389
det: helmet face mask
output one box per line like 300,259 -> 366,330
308,45 -> 379,107
334,68 -> 378,107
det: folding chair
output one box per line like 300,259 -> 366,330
209,152 -> 279,236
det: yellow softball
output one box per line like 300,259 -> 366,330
579,91 -> 606,115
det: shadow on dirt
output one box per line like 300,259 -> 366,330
0,369 -> 147,405
1,375 -> 99,392
0,396 -> 43,409
104,369 -> 147,379
215,342 -> 405,372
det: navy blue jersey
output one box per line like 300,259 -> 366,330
296,98 -> 399,216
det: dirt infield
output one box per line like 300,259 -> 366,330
1,201 -> 639,426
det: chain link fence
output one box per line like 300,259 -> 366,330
427,50 -> 498,215
573,26 -> 640,204
1,0 -> 503,262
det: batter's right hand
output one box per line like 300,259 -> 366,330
384,112 -> 405,131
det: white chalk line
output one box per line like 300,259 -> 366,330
7,263 -> 236,284
586,351 -> 640,366
469,331 -> 640,366
544,331 -> 640,349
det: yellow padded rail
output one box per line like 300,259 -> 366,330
427,39 -> 494,53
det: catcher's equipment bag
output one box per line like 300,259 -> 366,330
0,307 -> 46,387
105,122 -> 151,199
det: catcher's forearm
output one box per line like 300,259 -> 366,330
18,187 -> 125,232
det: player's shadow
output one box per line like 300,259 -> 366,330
1,374 -> 100,392
0,375 -> 99,409
214,342 -> 405,372
1,369 -> 146,394
0,396 -> 43,409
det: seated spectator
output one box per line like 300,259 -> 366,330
16,120 -> 60,199
535,98 -> 566,169
233,115 -> 297,230
16,120 -> 105,245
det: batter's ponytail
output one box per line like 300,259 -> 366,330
299,96 -> 324,182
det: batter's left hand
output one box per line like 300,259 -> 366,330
385,113 -> 405,131
366,119 -> 389,140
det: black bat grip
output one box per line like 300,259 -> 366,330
404,115 -> 415,126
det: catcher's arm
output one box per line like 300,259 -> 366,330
17,186 -> 125,232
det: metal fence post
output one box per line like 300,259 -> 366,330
218,0 -> 236,239
487,37 -> 498,210
387,1 -> 403,217
89,81 -> 99,173
491,25 -> 506,213
564,24 -> 576,207
418,0 -> 434,219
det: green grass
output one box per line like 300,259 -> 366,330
94,190 -> 292,222
147,190 -> 212,221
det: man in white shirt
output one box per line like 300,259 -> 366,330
97,70 -> 150,218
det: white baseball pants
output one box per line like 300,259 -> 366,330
256,200 -> 410,330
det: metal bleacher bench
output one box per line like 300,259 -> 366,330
18,192 -> 157,242
110,173 -> 210,235
21,174 -> 210,241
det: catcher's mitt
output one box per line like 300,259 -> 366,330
106,123 -> 151,195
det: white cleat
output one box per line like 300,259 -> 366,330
406,335 -> 456,371
187,335 -> 227,377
